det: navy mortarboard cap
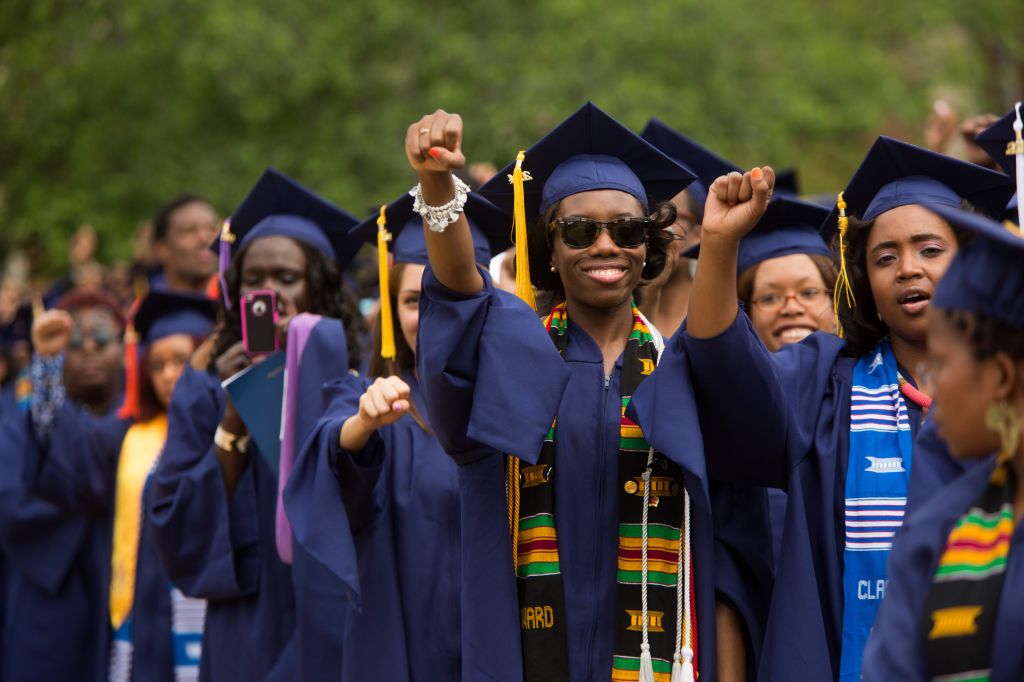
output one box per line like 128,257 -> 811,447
928,204 -> 1024,330
736,197 -> 830,273
821,136 -> 1016,242
775,168 -> 800,196
683,195 -> 831,273
478,102 -> 696,221
640,118 -> 737,210
132,290 -> 216,345
219,168 -> 361,272
350,193 -> 509,266
975,102 -> 1024,226
975,102 -> 1023,182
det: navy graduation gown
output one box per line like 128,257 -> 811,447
907,413 -> 988,514
416,268 -> 720,682
149,316 -> 350,682
0,404 -> 123,682
630,312 -> 923,681
146,365 -> 297,681
863,458 -> 1024,682
15,397 -> 192,682
285,372 -> 461,681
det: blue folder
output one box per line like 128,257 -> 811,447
221,351 -> 285,477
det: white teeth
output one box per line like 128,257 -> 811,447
779,328 -> 813,342
586,268 -> 624,276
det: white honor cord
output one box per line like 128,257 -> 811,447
1013,102 -> 1023,228
639,447 -> 656,682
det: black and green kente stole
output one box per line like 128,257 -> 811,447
921,462 -> 1016,681
510,301 -> 697,682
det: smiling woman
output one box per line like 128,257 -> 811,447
529,189 -> 676,335
407,102 -> 757,681
739,252 -> 836,351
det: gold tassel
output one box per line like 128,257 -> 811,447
506,456 -> 520,574
510,151 -> 536,311
832,192 -> 856,338
376,206 -> 396,361
504,150 -> 535,573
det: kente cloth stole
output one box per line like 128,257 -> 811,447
508,302 -> 697,682
839,340 -> 913,681
922,462 -> 1016,682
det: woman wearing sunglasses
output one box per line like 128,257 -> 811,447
0,290 -> 127,681
402,102 -> 754,682
631,138 -> 1014,682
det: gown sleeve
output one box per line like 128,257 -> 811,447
0,409 -> 88,594
145,365 -> 263,599
24,400 -> 127,516
637,311 -> 845,489
282,374 -> 383,611
415,267 -> 571,465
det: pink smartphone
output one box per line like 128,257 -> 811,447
240,290 -> 279,356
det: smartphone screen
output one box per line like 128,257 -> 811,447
241,290 -> 279,356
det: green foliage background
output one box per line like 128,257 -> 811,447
1,0 -> 1021,272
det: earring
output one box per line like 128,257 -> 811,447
550,265 -> 557,273
643,261 -> 647,267
985,399 -> 1021,465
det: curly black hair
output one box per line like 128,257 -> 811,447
942,309 -> 1024,362
527,199 -> 677,305
211,238 -> 365,371
834,200 -> 975,358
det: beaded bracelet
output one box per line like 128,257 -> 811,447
409,175 -> 470,233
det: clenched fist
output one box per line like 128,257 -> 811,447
339,376 -> 412,451
702,167 -> 776,243
405,109 -> 466,175
31,310 -> 73,358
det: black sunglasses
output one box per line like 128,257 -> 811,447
548,217 -> 652,249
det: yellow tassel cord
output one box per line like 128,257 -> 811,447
510,150 -> 536,311
832,192 -> 856,339
376,206 -> 396,361
507,456 -> 521,574
505,150 -> 536,571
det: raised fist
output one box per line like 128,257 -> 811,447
31,309 -> 73,358
405,109 -> 466,175
701,167 -> 776,242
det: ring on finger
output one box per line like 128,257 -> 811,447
419,127 -> 430,134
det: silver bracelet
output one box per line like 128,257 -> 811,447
409,175 -> 471,233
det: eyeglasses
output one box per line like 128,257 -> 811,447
549,217 -> 652,250
751,288 -> 831,312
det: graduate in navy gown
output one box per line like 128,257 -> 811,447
863,203 -> 1024,681
20,290 -> 216,681
906,102 -> 1024,514
285,192 -> 509,680
644,118 -> 843,674
0,290 -> 126,682
407,102 -> 747,682
630,137 -> 1015,681
145,169 -> 363,681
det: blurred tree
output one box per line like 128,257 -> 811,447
0,0 -> 1020,272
